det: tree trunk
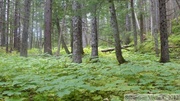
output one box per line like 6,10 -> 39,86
108,0 -> 126,64
139,0 -> 144,43
10,8 -> 13,52
70,19 -> 73,53
131,0 -> 138,51
0,0 -> 3,46
20,0 -> 32,57
139,13 -> 144,43
39,27 -> 43,53
14,0 -> 20,51
29,0 -> 34,49
6,0 -> 10,53
151,0 -> 159,57
44,0 -> 52,55
91,4 -> 98,61
125,2 -> 131,32
175,0 -> 180,9
159,0 -> 170,62
56,18 -> 62,56
1,0 -> 6,46
61,35 -> 70,54
124,1 -> 131,45
72,0 -> 82,63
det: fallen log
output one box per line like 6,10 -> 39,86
101,44 -> 133,53
101,48 -> 115,53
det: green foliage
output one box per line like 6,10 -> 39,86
169,18 -> 180,59
138,40 -> 154,53
172,17 -> 180,34
0,48 -> 180,100
138,31 -> 180,60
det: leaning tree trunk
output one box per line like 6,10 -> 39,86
90,4 -> 98,61
72,0 -> 82,63
108,0 -> 126,64
61,34 -> 70,54
44,0 -> 52,55
20,0 -> 32,57
159,0 -> 170,63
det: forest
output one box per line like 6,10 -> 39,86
0,0 -> 180,100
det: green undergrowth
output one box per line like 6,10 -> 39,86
138,33 -> 180,59
0,48 -> 180,101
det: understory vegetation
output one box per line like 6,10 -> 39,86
0,44 -> 180,101
0,21 -> 180,101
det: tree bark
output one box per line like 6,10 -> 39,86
0,0 -> 3,46
159,0 -> 170,62
1,0 -> 6,46
151,0 -> 159,57
29,0 -> 34,49
70,19 -> 73,53
72,0 -> 82,63
6,0 -> 10,53
10,7 -> 13,52
175,0 -> 180,9
14,0 -> 20,51
91,4 -> 98,61
20,0 -> 32,57
124,1 -> 131,45
44,0 -> 52,55
108,0 -> 126,64
61,34 -> 70,54
125,2 -> 131,32
131,0 -> 138,51
56,18 -> 62,56
139,0 -> 144,43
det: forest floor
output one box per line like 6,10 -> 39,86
0,47 -> 180,101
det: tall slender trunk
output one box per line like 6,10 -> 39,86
10,7 -> 13,52
124,1 -> 131,45
72,0 -> 82,63
29,0 -> 34,49
125,1 -> 131,32
14,0 -> 20,51
20,0 -> 32,57
159,0 -> 170,62
44,0 -> 52,55
91,4 -> 98,61
139,13 -> 144,43
6,0 -> 10,53
70,19 -> 73,53
108,0 -> 126,64
151,0 -> 159,57
139,0 -> 144,43
0,0 -> 2,46
56,18 -> 62,56
131,0 -> 138,51
1,0 -> 6,46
